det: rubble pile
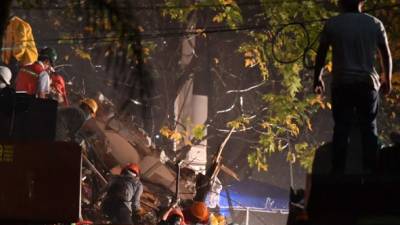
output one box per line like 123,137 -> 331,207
78,98 -> 198,224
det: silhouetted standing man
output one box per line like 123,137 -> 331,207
313,0 -> 392,174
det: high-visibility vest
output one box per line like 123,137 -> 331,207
50,73 -> 69,105
15,62 -> 45,95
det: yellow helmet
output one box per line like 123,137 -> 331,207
81,98 -> 98,117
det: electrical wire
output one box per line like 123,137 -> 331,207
5,2 -> 399,71
11,0 -> 324,11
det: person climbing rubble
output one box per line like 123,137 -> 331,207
101,163 -> 144,225
159,200 -> 209,225
158,207 -> 186,225
15,47 -> 57,98
182,200 -> 210,225
55,98 -> 98,142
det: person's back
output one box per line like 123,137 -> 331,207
324,13 -> 387,89
55,106 -> 87,142
55,98 -> 98,142
1,16 -> 38,66
313,0 -> 392,174
102,164 -> 143,225
15,62 -> 46,95
104,175 -> 140,207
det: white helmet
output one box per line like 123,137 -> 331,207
0,66 -> 12,87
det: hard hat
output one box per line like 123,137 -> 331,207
0,66 -> 12,86
167,209 -> 185,225
39,47 -> 58,64
124,163 -> 140,175
168,208 -> 184,220
80,98 -> 98,117
189,201 -> 209,222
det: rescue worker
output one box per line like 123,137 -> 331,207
15,47 -> 57,98
55,98 -> 98,142
1,16 -> 38,79
158,208 -> 186,225
176,173 -> 210,224
50,70 -> 69,106
182,201 -> 210,225
0,66 -> 12,92
159,198 -> 210,225
101,163 -> 144,225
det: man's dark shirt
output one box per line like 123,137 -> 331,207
320,12 -> 388,90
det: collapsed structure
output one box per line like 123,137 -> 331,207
80,99 -> 201,223
0,14 -> 217,225
0,89 -> 218,224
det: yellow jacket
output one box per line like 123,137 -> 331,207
1,16 -> 38,66
210,213 -> 226,225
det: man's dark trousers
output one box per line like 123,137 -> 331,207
103,200 -> 133,224
331,83 -> 379,173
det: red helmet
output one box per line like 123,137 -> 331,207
167,208 -> 185,225
124,163 -> 140,175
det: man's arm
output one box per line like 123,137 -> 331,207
313,41 -> 329,94
378,42 -> 392,95
37,71 -> 50,98
132,182 -> 143,211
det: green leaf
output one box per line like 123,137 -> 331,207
192,124 -> 206,140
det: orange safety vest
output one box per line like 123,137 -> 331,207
50,73 -> 69,106
15,62 -> 46,95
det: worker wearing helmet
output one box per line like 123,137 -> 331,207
0,66 -> 12,90
182,201 -> 210,225
80,98 -> 98,119
158,200 -> 209,225
158,171 -> 210,225
49,70 -> 69,106
158,208 -> 186,225
0,66 -> 14,97
15,47 -> 57,98
101,163 -> 144,225
55,98 -> 98,142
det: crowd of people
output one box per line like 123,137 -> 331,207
0,45 -> 69,105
